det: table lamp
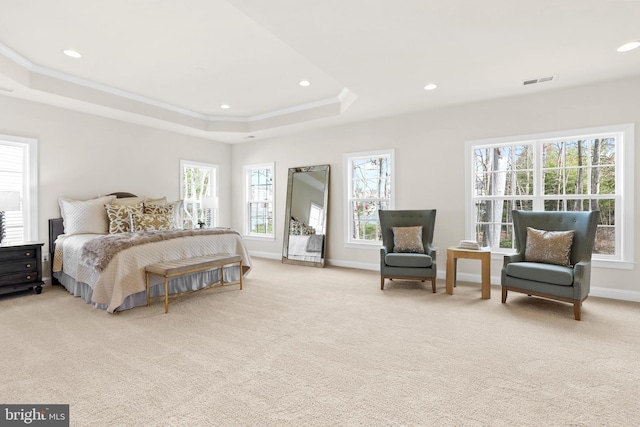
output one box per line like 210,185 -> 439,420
0,191 -> 21,244
200,196 -> 219,228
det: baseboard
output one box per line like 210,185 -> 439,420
589,287 -> 640,302
325,259 -> 378,271
238,253 -> 640,303
248,251 -> 282,260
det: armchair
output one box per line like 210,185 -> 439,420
501,210 -> 599,320
379,210 -> 437,291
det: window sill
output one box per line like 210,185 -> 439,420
243,235 -> 275,242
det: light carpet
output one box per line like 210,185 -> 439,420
2,257 -> 640,426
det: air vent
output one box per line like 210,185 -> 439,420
522,75 -> 556,86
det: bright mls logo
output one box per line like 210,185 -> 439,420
1,405 -> 69,426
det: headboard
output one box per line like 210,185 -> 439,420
48,192 -> 138,260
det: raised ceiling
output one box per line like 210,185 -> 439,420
1,0 -> 640,143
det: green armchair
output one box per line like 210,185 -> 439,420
379,209 -> 437,291
501,210 -> 599,320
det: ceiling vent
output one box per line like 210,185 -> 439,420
523,75 -> 556,86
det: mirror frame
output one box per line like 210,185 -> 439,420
282,164 -> 330,267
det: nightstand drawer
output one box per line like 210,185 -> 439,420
0,242 -> 44,295
0,259 -> 38,275
0,271 -> 38,285
0,248 -> 37,261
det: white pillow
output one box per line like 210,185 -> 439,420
59,195 -> 116,235
108,196 -> 147,206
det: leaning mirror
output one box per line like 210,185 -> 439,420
282,165 -> 330,267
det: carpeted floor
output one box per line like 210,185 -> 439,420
2,257 -> 640,426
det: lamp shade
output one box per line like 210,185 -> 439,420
0,191 -> 21,211
201,197 -> 219,210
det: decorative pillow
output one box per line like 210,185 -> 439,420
59,195 -> 116,235
105,203 -> 144,233
525,227 -> 574,267
392,226 -> 425,254
145,196 -> 167,205
108,196 -> 147,206
144,200 -> 184,229
144,203 -> 173,215
290,218 -> 302,235
130,213 -> 175,232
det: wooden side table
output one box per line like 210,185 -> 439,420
0,242 -> 45,296
446,246 -> 491,299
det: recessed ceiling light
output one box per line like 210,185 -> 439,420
220,104 -> 230,109
423,83 -> 438,91
617,41 -> 640,52
299,80 -> 311,87
62,49 -> 82,58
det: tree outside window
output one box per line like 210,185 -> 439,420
468,125 -> 631,265
345,150 -> 394,245
180,160 -> 218,228
244,163 -> 274,238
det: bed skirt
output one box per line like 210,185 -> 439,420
53,265 -> 242,312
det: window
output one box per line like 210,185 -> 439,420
308,202 -> 324,234
466,124 -> 634,268
0,135 -> 38,243
180,160 -> 218,228
344,149 -> 395,246
243,163 -> 274,239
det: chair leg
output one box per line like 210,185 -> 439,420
431,277 -> 436,293
381,277 -> 385,290
501,287 -> 507,303
573,301 -> 581,321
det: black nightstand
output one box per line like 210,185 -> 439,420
0,242 -> 44,296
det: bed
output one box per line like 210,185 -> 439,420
287,234 -> 324,262
49,193 -> 251,313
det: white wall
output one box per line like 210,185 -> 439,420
1,74 -> 638,300
0,96 -> 232,260
231,75 -> 640,300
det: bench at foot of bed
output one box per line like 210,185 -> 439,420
145,254 -> 243,313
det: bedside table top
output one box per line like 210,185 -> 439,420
0,241 -> 44,249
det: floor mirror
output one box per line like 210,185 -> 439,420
282,165 -> 330,267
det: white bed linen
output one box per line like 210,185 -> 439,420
54,232 -> 251,313
287,235 -> 322,262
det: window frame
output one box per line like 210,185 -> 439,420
0,134 -> 38,243
179,159 -> 218,228
243,162 -> 275,240
465,124 -> 634,270
343,149 -> 395,248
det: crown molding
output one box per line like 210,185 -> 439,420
0,42 -> 355,133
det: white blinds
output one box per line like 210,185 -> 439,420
0,142 -> 25,242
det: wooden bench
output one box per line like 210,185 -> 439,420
145,254 -> 242,313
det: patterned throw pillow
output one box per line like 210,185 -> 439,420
525,227 -> 574,267
392,226 -> 425,253
58,195 -> 116,235
144,203 -> 173,215
144,200 -> 184,229
131,213 -> 175,232
105,203 -> 144,234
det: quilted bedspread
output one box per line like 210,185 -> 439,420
53,230 -> 252,313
